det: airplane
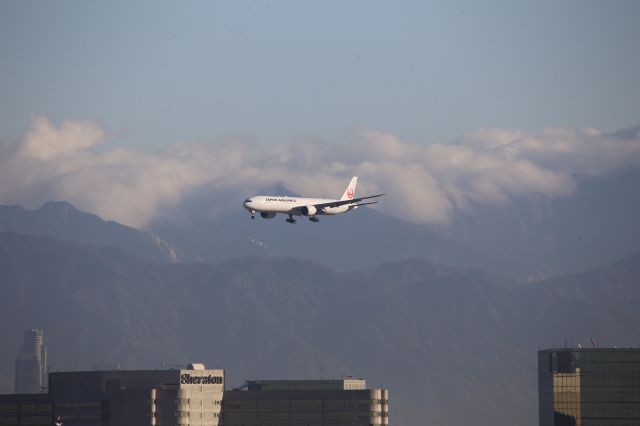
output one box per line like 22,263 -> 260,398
243,176 -> 384,224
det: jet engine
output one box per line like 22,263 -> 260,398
300,205 -> 317,216
260,212 -> 277,219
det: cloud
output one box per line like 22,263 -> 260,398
1,116 -> 639,228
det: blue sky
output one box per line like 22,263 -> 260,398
2,1 -> 639,149
1,1 -> 640,228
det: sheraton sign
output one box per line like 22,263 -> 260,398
180,374 -> 223,385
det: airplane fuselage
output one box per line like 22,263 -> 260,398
244,196 -> 350,215
242,176 -> 383,223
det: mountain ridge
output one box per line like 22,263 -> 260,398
149,169 -> 640,279
3,167 -> 640,280
1,231 -> 639,426
0,201 -> 182,263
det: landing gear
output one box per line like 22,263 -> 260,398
250,210 -> 256,219
309,216 -> 319,223
286,214 -> 297,224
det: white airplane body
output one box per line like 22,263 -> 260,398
243,177 -> 383,223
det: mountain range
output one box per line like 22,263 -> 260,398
1,169 -> 639,425
0,201 -> 181,263
2,168 -> 638,282
148,169 -> 640,280
1,206 -> 639,425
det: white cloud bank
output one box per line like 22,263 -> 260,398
1,116 -> 639,228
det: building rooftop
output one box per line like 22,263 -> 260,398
539,347 -> 640,353
243,379 -> 367,391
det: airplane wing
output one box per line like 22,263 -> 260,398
310,194 -> 385,210
350,201 -> 378,208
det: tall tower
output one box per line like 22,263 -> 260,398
14,329 -> 48,393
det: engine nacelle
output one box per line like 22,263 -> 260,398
260,212 -> 277,219
300,205 -> 317,216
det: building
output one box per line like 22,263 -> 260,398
0,393 -> 54,426
538,347 -> 640,426
14,329 -> 48,394
48,363 -> 224,426
1,368 -> 389,426
222,379 -> 389,425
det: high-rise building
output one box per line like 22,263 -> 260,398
14,328 -> 48,393
538,347 -> 640,426
222,379 -> 389,425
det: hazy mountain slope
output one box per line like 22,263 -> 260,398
150,170 -> 640,279
151,198 -> 489,272
517,252 -> 640,349
0,232 -> 190,372
1,232 -> 638,426
439,169 -> 640,279
0,201 -> 181,263
4,166 -> 638,280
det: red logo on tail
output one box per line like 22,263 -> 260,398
347,188 -> 355,199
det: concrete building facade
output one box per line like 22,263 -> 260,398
48,364 -> 224,426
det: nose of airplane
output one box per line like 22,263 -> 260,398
244,198 -> 253,209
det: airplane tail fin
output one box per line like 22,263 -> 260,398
340,176 -> 358,200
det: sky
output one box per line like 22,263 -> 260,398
1,1 -> 640,227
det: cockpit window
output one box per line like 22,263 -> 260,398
245,198 -> 252,203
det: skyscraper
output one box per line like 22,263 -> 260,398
14,328 -> 48,393
538,347 -> 640,426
